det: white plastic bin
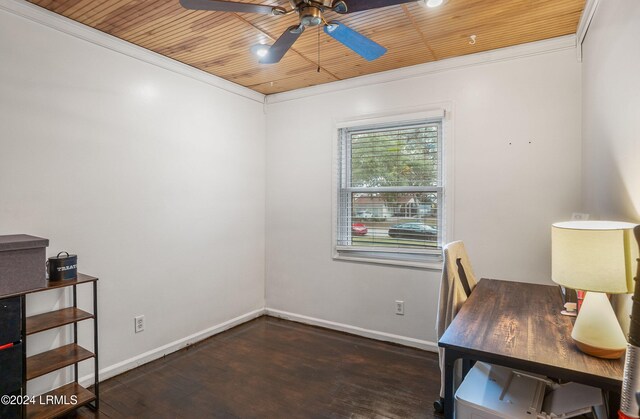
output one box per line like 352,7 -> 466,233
455,362 -> 604,419
455,362 -> 545,419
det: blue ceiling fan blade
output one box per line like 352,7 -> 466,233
323,22 -> 387,61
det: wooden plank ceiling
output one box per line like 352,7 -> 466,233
28,0 -> 585,94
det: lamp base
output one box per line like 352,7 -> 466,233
573,339 -> 626,359
571,291 -> 627,359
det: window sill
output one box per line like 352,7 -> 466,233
333,252 -> 443,270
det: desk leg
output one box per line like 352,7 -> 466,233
607,391 -> 620,419
462,359 -> 473,378
443,349 -> 459,419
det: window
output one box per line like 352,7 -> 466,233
335,114 -> 444,266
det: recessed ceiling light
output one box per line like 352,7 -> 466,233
251,44 -> 269,58
422,0 -> 447,7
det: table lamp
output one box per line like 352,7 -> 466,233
552,220 -> 637,359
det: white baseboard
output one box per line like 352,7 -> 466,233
265,308 -> 438,352
79,306 -> 436,387
79,307 -> 265,386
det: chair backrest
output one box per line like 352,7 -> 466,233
436,240 -> 479,400
443,241 -> 478,296
456,257 -> 473,298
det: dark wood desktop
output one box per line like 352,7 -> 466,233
438,278 -> 624,419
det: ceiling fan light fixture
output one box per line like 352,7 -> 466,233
299,5 -> 323,27
301,16 -> 322,26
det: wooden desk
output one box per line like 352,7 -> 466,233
438,278 -> 624,419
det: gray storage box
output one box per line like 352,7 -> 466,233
0,234 -> 49,296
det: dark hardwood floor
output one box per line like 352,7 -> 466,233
70,316 -> 442,418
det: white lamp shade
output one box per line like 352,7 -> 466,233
552,221 -> 637,293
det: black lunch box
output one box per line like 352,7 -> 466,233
47,251 -> 77,281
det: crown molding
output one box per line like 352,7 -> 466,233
0,0 -> 265,103
576,0 -> 601,62
265,34 -> 577,105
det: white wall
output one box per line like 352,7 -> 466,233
265,46 -> 582,346
581,0 -> 640,222
0,5 -> 266,392
581,0 -> 640,332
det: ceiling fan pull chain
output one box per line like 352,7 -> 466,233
317,25 -> 321,73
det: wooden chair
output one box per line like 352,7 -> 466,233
434,241 -> 477,413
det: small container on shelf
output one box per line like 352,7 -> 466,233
47,251 -> 77,281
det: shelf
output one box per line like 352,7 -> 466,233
26,343 -> 94,381
26,382 -> 96,419
0,254 -> 99,417
0,273 -> 98,299
27,273 -> 98,294
26,308 -> 94,335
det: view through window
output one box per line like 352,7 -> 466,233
336,119 -> 443,261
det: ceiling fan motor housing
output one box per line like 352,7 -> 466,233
299,5 -> 324,26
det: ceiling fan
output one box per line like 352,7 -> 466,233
179,0 -> 418,64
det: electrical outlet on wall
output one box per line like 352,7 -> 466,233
395,300 -> 404,315
134,315 -> 145,333
571,212 -> 590,221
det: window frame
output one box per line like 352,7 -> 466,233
331,107 -> 453,269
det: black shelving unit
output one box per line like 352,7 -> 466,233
24,274 -> 99,419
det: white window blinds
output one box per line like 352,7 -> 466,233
336,119 -> 443,259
